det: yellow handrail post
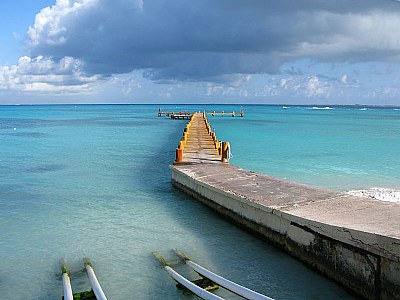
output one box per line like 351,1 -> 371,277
175,148 -> 183,163
221,142 -> 230,163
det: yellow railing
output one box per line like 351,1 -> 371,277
174,113 -> 230,163
175,114 -> 194,163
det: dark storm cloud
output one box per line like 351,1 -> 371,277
27,0 -> 400,82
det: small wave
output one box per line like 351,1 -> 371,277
26,164 -> 66,173
308,106 -> 334,110
282,106 -> 289,109
347,188 -> 400,203
394,108 -> 400,111
359,108 -> 367,111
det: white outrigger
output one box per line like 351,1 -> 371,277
61,260 -> 74,300
83,258 -> 108,300
154,250 -> 274,300
175,250 -> 274,300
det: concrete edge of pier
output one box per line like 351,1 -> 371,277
170,162 -> 400,300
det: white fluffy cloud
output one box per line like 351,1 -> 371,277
27,0 -> 98,46
306,76 -> 331,97
0,55 -> 100,93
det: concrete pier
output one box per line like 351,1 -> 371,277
170,113 -> 400,300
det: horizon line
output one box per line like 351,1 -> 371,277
1,103 -> 400,108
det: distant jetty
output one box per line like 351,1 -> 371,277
169,112 -> 400,300
158,107 -> 244,119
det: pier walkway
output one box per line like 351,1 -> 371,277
170,113 -> 400,300
178,113 -> 220,163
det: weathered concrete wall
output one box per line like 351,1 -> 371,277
381,258 -> 400,299
171,166 -> 400,300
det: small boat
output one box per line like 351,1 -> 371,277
154,252 -> 223,300
61,258 -> 107,300
154,250 -> 274,300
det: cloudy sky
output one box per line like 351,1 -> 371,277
1,0 -> 400,105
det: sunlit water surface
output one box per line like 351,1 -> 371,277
3,104 -> 397,299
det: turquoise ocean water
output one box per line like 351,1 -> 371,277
1,104 -> 399,299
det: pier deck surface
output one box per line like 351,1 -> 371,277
181,113 -> 221,164
174,163 -> 400,240
173,113 -> 400,254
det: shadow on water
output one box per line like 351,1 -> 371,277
26,164 -> 66,173
0,131 -> 49,138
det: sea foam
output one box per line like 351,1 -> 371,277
309,106 -> 334,110
347,188 -> 400,203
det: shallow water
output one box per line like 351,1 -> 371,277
208,105 -> 400,192
2,104 -> 396,299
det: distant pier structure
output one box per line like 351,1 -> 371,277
158,107 -> 244,119
158,109 -> 192,119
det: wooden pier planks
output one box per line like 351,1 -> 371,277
179,113 -> 221,164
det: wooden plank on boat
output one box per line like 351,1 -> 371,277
165,266 -> 224,300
